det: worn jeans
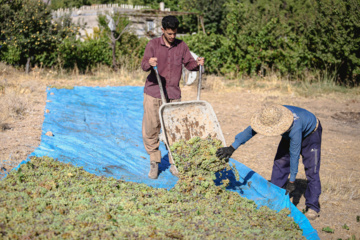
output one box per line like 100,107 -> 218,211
142,93 -> 180,162
271,122 -> 322,213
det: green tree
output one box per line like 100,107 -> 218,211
0,0 -> 79,72
306,0 -> 360,85
223,0 -> 315,77
97,13 -> 131,70
180,33 -> 229,75
178,0 -> 228,35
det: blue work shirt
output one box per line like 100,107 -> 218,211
231,105 -> 317,182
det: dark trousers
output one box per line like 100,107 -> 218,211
271,122 -> 322,213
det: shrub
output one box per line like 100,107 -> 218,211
57,38 -> 112,72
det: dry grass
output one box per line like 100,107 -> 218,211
294,162 -> 360,203
203,72 -> 360,101
322,173 -> 360,201
0,80 -> 32,125
47,64 -> 147,87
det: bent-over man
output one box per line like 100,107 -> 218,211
216,104 -> 322,220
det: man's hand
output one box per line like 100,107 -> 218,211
149,57 -> 158,67
216,146 -> 235,162
285,181 -> 296,195
197,57 -> 204,66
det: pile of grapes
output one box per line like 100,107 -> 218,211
0,137 -> 304,239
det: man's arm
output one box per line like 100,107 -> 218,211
288,131 -> 302,182
232,126 -> 257,149
182,42 -> 200,71
216,126 -> 256,160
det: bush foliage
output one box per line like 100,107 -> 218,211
0,0 -> 146,72
0,0 -> 359,85
182,0 -> 360,85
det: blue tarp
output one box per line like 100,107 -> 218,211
9,86 -> 318,239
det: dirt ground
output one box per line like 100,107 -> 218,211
0,73 -> 359,239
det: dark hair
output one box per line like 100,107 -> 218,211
162,15 -> 179,30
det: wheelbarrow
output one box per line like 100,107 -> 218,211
153,65 -> 226,173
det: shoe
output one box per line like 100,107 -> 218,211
148,162 -> 159,179
305,208 -> 319,220
169,164 -> 179,178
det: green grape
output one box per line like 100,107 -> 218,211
0,152 -> 304,239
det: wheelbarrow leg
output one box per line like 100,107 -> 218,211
170,165 -> 179,177
160,124 -> 180,178
167,151 -> 179,177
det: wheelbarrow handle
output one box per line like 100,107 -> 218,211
153,66 -> 167,105
197,64 -> 203,101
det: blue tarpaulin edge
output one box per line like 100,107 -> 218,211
3,86 -> 319,239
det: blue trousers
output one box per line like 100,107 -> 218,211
271,122 -> 322,213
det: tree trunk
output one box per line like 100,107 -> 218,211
112,43 -> 117,72
111,31 -> 118,72
200,16 -> 206,34
25,57 -> 31,74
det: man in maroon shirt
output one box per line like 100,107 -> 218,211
141,15 -> 204,179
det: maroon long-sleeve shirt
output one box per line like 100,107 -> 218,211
141,36 -> 199,100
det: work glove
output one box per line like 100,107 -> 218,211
216,146 -> 235,162
285,182 -> 296,195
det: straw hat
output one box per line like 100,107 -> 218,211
251,104 -> 294,136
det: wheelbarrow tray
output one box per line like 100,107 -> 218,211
152,65 -> 225,167
159,100 -> 226,161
